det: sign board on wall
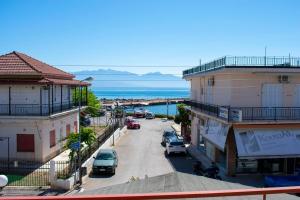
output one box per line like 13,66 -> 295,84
200,119 -> 229,151
234,129 -> 300,158
219,107 -> 229,119
231,109 -> 243,122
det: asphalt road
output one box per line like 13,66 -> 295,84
81,118 -> 196,191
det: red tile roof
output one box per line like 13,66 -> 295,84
0,51 -> 74,79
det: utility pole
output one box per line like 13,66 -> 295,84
166,98 -> 169,119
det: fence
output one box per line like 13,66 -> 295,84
77,123 -> 121,165
0,160 -> 73,186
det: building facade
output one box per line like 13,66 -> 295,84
183,56 -> 300,176
0,51 -> 89,162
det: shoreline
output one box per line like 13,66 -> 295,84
100,98 -> 187,107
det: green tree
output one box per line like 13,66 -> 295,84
73,88 -> 101,117
80,127 -> 96,147
65,132 -> 80,161
65,127 -> 96,160
174,104 -> 191,141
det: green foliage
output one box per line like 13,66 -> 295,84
65,127 -> 96,160
80,127 -> 96,147
73,88 -> 101,117
174,104 -> 191,126
65,132 -> 80,160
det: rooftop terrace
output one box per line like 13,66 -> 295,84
183,56 -> 300,77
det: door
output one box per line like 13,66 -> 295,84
294,85 -> 300,119
41,87 -> 49,114
262,84 -> 283,119
262,84 -> 283,107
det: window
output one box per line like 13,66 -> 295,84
74,121 -> 78,133
17,134 -> 35,152
66,124 -> 71,137
50,130 -> 56,148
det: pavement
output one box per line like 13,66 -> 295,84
79,118 -> 178,191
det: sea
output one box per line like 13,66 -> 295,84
92,87 -> 189,116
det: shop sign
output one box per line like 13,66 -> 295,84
235,129 -> 300,158
219,107 -> 228,119
231,109 -> 242,122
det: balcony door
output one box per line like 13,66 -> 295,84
262,84 -> 283,107
261,84 -> 283,120
41,87 -> 49,114
295,85 -> 300,107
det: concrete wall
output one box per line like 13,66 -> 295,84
0,111 -> 79,162
189,71 -> 300,107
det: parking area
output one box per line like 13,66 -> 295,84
81,118 -> 196,191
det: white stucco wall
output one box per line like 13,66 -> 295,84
188,71 -> 300,107
0,111 -> 79,162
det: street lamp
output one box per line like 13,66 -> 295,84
77,77 -> 93,185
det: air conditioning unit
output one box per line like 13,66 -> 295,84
208,77 -> 215,86
278,75 -> 289,83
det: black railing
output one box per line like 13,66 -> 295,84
0,101 -> 87,116
184,100 -> 300,121
183,56 -> 300,76
0,160 -> 73,186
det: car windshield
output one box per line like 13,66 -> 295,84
170,141 -> 184,146
96,152 -> 114,160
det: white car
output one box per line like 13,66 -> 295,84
166,137 -> 186,155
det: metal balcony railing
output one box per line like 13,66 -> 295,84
0,101 -> 87,117
184,100 -> 300,122
183,56 -> 300,76
2,186 -> 300,200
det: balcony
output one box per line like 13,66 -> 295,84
184,100 -> 300,122
183,56 -> 300,77
0,101 -> 87,117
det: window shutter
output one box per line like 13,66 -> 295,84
17,134 -> 35,152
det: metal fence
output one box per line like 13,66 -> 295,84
184,100 -> 300,122
0,101 -> 87,116
183,56 -> 300,76
77,122 -> 122,164
0,160 -> 73,186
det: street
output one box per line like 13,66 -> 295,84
81,118 -> 196,191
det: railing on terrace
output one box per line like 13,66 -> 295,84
183,56 -> 300,76
184,100 -> 300,122
0,101 -> 87,117
2,186 -> 300,200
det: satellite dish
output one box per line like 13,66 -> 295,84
0,175 -> 8,187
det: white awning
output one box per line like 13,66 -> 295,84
200,119 -> 229,151
234,129 -> 300,159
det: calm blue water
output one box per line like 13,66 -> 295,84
92,87 -> 189,100
126,104 -> 178,116
92,87 -> 189,116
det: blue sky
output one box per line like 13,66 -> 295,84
0,0 -> 299,75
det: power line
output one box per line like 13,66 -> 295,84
53,64 -> 189,68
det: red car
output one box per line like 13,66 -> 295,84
126,119 -> 141,129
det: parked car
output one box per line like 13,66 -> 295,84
127,119 -> 141,129
264,172 -> 300,187
80,116 -> 91,127
133,108 -> 146,118
165,137 -> 186,155
145,112 -> 155,119
161,129 -> 177,145
93,149 -> 118,175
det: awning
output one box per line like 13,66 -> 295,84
234,129 -> 300,159
200,119 -> 229,151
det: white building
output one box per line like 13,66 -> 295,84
0,51 -> 90,162
183,56 -> 300,176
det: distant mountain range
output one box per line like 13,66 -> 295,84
73,69 -> 188,88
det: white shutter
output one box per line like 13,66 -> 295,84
262,84 -> 283,107
295,85 -> 300,107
